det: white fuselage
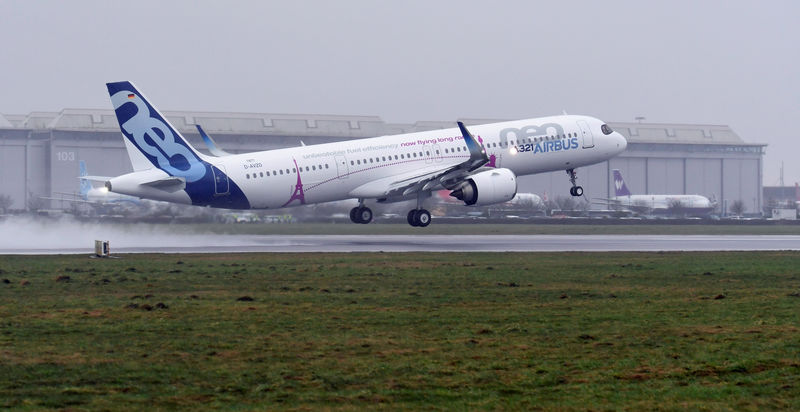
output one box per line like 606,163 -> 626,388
112,114 -> 626,209
612,194 -> 715,215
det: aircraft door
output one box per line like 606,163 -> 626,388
577,120 -> 594,148
212,165 -> 230,196
335,155 -> 349,179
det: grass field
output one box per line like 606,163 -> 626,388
1,252 -> 799,410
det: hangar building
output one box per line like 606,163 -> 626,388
0,109 -> 765,215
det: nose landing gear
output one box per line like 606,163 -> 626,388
567,168 -> 583,197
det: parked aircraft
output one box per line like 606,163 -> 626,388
599,169 -> 716,216
435,190 -> 543,209
102,81 -> 627,227
44,160 -> 141,208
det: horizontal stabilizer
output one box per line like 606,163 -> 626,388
141,176 -> 186,192
79,175 -> 112,182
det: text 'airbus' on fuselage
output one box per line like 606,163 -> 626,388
103,81 -> 627,227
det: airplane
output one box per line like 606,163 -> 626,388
102,81 -> 627,227
44,160 -> 141,207
507,192 -> 544,209
435,190 -> 543,210
599,169 -> 717,216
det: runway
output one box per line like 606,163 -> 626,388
3,234 -> 800,254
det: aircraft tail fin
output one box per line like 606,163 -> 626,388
79,160 -> 91,200
106,81 -> 210,183
612,169 -> 632,197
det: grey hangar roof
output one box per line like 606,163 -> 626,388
0,109 -> 764,148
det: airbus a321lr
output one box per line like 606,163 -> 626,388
101,81 -> 627,227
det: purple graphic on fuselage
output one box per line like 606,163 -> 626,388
282,158 -> 306,207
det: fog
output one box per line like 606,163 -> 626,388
1,0 -> 798,183
0,216 -> 249,254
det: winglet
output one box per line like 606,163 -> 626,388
457,121 -> 489,171
196,124 -> 232,157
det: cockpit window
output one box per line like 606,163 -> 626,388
601,124 -> 613,135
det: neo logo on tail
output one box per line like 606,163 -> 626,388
107,82 -> 207,182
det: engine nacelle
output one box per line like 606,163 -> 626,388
450,168 -> 518,206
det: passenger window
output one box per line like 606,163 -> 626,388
325,164 -> 329,169
266,171 -> 270,176
246,174 -> 250,179
259,172 -> 264,177
292,168 -> 296,173
351,161 -> 354,165
279,170 -> 283,175
272,170 -> 277,175
312,165 -> 316,170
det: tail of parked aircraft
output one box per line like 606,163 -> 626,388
78,160 -> 92,200
612,169 -> 632,197
106,81 -> 210,182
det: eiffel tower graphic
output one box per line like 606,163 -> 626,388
281,158 -> 306,207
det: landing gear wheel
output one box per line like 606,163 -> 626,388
415,209 -> 431,227
407,210 -> 418,227
566,169 -> 583,197
357,207 -> 373,224
350,206 -> 373,224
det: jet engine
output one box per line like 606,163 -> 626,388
450,168 -> 517,206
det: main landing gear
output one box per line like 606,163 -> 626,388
349,199 -> 373,224
407,209 -> 431,227
407,193 -> 431,227
567,168 -> 583,197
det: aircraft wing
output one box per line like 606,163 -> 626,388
348,122 -> 490,201
592,197 -> 624,205
41,195 -> 95,204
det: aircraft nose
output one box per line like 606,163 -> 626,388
615,132 -> 627,152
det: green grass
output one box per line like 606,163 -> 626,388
1,252 -> 799,410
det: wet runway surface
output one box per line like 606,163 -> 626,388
3,234 -> 800,254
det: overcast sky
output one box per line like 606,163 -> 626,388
2,1 -> 798,184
